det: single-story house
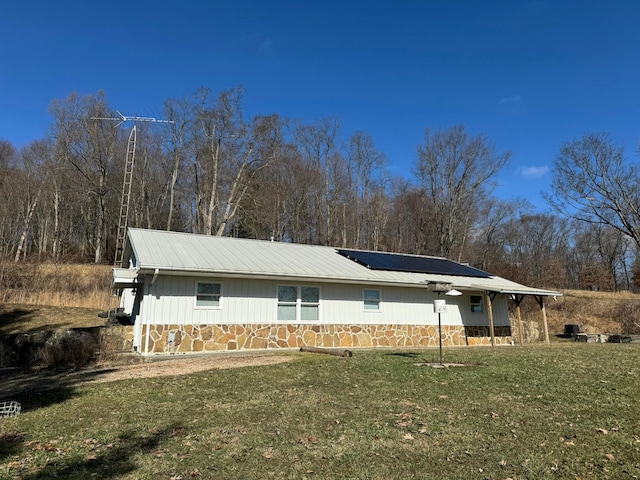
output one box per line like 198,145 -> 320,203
112,228 -> 561,355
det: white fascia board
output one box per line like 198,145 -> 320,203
132,266 -> 477,290
111,268 -> 140,289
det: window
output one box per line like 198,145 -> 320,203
278,285 -> 319,321
470,295 -> 483,313
196,282 -> 221,308
363,289 -> 381,311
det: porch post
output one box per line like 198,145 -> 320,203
535,295 -> 550,345
486,291 -> 496,347
513,294 -> 525,346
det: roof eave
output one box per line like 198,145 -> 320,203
133,266 -> 496,290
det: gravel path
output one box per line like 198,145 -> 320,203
0,353 -> 293,399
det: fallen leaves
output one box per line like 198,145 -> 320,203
297,436 -> 319,448
262,446 -> 275,459
173,452 -> 192,460
154,448 -> 169,458
395,412 -> 413,428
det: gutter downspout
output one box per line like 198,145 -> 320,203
144,268 -> 160,356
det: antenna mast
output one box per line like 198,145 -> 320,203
92,112 -> 173,266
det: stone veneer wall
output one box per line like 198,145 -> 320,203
122,324 -> 513,354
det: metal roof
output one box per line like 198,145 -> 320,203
123,228 -> 561,296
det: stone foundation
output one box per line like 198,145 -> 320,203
127,324 -> 513,354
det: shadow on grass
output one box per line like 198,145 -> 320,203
1,368 -> 119,413
0,432 -> 27,462
0,307 -> 37,334
386,352 -> 421,358
20,423 -> 184,480
0,304 -> 96,335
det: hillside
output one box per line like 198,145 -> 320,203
520,288 -> 640,340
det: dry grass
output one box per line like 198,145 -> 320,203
0,303 -> 107,335
545,289 -> 640,335
0,262 -> 118,310
4,290 -> 118,310
506,288 -> 640,341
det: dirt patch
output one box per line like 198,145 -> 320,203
0,353 -> 294,399
413,362 -> 470,368
89,353 -> 293,383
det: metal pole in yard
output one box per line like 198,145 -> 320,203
437,291 -> 443,365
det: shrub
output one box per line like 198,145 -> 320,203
615,300 -> 640,335
38,330 -> 97,369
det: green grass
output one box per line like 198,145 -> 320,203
2,345 -> 640,479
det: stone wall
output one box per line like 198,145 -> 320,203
0,326 -> 131,368
130,323 -> 513,354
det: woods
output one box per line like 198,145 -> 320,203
1,87 -> 640,292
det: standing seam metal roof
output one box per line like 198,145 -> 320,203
124,228 -> 561,296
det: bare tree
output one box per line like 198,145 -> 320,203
13,141 -> 49,261
569,222 -> 631,291
384,178 -> 435,255
547,132 -> 640,250
414,125 -> 511,259
49,91 -> 120,263
191,87 -> 280,236
295,117 -> 342,245
472,197 -> 532,271
348,131 -> 388,249
502,214 -> 570,288
0,140 -> 18,257
163,96 -> 195,231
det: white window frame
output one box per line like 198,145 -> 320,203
195,281 -> 222,309
469,294 -> 484,314
363,288 -> 382,312
277,284 -> 320,322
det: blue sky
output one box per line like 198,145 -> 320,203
1,0 -> 639,210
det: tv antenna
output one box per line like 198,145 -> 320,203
91,112 -> 174,266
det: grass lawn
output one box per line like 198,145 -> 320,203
0,303 -> 107,335
1,344 -> 639,479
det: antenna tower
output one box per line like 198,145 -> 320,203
91,112 -> 173,266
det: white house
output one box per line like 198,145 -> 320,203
112,228 -> 560,355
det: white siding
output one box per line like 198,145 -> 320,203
120,287 -> 136,315
458,294 -> 510,327
138,276 -> 511,328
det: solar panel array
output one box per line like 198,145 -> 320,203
336,249 -> 492,278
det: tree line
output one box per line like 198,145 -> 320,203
1,87 -> 639,292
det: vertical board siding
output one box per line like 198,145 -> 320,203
140,276 -> 510,327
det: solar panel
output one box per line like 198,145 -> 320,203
337,249 -> 492,278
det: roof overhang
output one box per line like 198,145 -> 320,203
111,268 -> 140,289
130,266 -> 561,296
476,286 -> 563,297
133,266 -> 444,288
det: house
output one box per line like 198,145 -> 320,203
112,228 -> 561,355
